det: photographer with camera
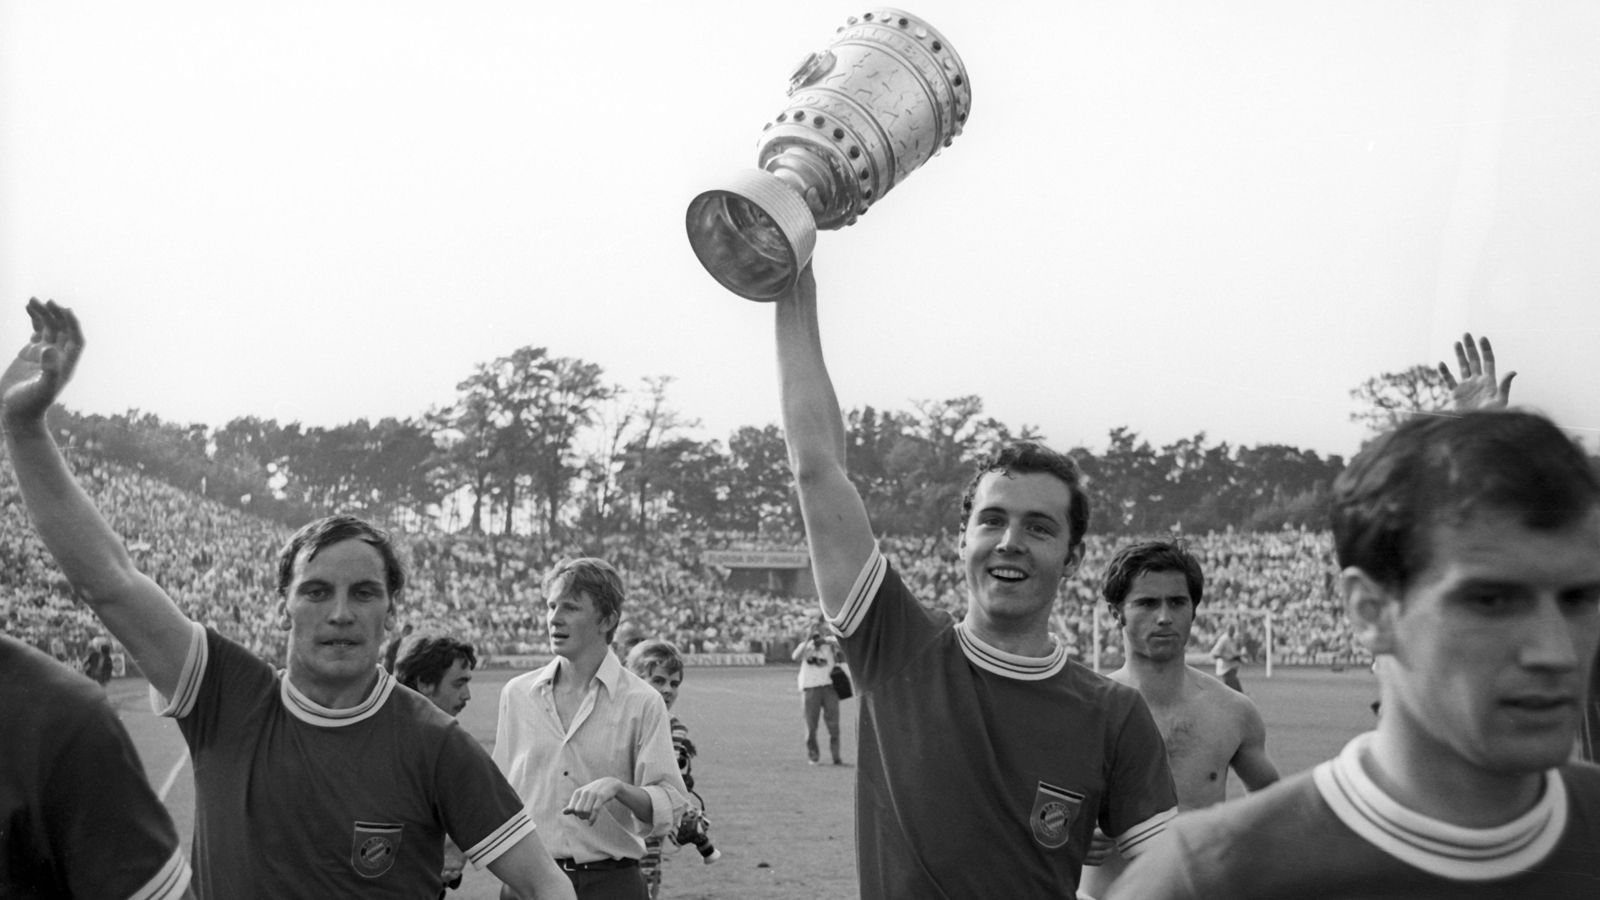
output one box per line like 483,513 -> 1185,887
790,622 -> 846,765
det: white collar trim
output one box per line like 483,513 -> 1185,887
1313,731 -> 1566,881
954,622 -> 1066,681
279,666 -> 396,727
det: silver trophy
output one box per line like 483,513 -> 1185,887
686,9 -> 971,301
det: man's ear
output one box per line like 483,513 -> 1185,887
1062,542 -> 1086,578
1342,567 -> 1398,656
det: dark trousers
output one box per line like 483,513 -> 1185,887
501,863 -> 646,900
803,684 -> 841,763
565,865 -> 648,900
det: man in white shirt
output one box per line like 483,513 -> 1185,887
494,558 -> 688,900
1208,624 -> 1244,692
789,627 -> 845,764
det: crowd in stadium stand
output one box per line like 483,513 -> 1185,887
1,457 -> 1360,671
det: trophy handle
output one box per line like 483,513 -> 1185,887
686,170 -> 818,302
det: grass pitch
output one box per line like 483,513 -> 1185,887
114,663 -> 1376,899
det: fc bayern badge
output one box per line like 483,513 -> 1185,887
351,821 -> 403,878
1030,781 -> 1084,850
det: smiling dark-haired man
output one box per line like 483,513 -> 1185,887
769,266 -> 1177,898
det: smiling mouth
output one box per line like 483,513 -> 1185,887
989,567 -> 1028,582
322,639 -> 361,648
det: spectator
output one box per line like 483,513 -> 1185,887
788,626 -> 845,765
493,558 -> 688,900
624,639 -> 721,900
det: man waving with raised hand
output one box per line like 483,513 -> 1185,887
1,299 -> 574,900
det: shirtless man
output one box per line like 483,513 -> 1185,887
1080,540 -> 1279,898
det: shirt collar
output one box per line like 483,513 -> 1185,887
1313,731 -> 1568,880
279,666 -> 395,727
954,622 -> 1067,681
533,649 -> 625,693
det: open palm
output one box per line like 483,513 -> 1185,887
1,298 -> 85,425
1439,332 -> 1514,413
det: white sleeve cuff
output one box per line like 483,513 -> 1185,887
827,548 -> 885,638
148,621 -> 208,718
465,810 -> 538,870
1115,806 -> 1178,859
125,846 -> 191,900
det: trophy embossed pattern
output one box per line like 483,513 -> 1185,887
687,9 -> 971,300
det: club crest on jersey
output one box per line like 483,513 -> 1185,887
1030,781 -> 1084,850
351,821 -> 403,878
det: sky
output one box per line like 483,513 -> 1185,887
3,1 -> 1599,461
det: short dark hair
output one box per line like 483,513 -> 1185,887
544,557 -> 625,643
1101,540 -> 1205,611
625,639 -> 684,679
396,635 -> 477,692
959,441 -> 1091,552
275,514 -> 405,601
1331,410 -> 1600,591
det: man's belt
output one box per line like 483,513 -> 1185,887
555,857 -> 639,872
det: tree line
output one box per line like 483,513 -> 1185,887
48,346 -> 1499,546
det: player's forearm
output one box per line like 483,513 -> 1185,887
611,781 -> 660,826
4,421 -> 144,603
488,837 -> 577,900
775,279 -> 848,479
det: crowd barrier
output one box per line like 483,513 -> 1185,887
483,652 -> 766,670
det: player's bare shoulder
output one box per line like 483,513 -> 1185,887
1189,666 -> 1264,727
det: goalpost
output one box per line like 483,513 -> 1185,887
1089,605 -> 1276,678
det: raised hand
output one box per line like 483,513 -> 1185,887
1439,332 -> 1514,412
1,298 -> 85,427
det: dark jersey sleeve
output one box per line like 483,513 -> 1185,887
50,689 -> 190,899
433,719 -> 537,869
1101,688 -> 1178,856
831,553 -> 949,688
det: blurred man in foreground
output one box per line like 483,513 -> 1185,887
1112,408 -> 1600,898
1,631 -> 193,898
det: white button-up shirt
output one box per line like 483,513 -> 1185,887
492,651 -> 688,863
